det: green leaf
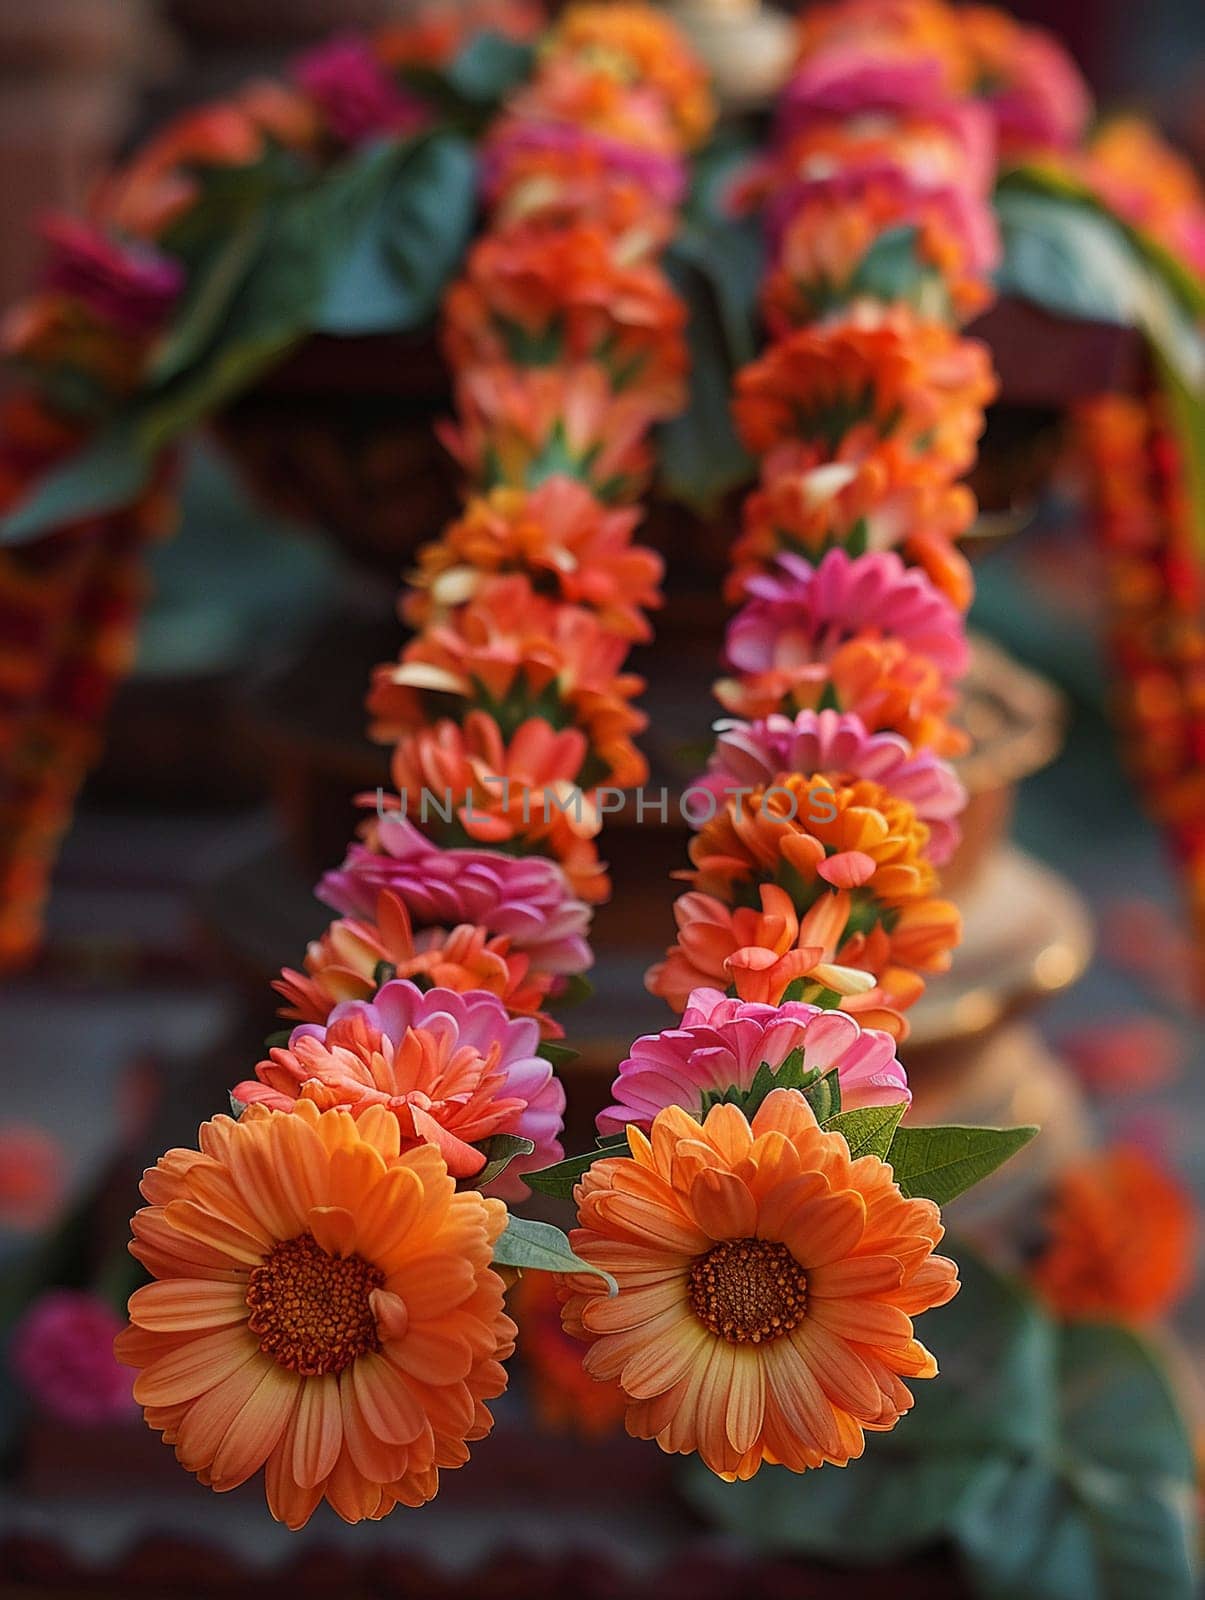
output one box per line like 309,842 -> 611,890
149,212 -> 267,386
318,134 -> 476,335
536,1040 -> 579,1068
444,31 -> 535,104
492,1213 -> 617,1294
803,1067 -> 840,1122
658,221 -> 758,510
822,1101 -> 907,1160
847,224 -> 951,318
0,426 -> 153,543
887,1123 -> 1037,1205
471,1133 -> 535,1188
524,1137 -> 629,1200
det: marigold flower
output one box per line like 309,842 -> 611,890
732,304 -> 996,481
273,889 -> 559,1035
560,1092 -> 959,1479
441,363 -> 661,501
545,2 -> 715,147
796,0 -> 972,95
1029,1146 -> 1196,1323
405,479 -> 662,641
375,717 -> 610,903
484,124 -> 682,241
234,980 -> 564,1193
444,221 -> 687,407
370,576 -> 649,791
12,1291 -> 133,1425
702,709 -> 965,865
505,56 -> 682,158
761,171 -> 997,332
116,1101 -> 515,1526
599,986 -> 908,1137
684,771 -> 940,910
646,883 -> 914,1034
511,1270 -> 626,1437
726,444 -> 977,609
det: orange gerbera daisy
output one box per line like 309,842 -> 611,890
273,888 -> 556,1033
115,1102 -> 515,1526
369,576 -> 648,790
732,305 -> 996,484
560,1092 -> 959,1479
1029,1145 -> 1196,1324
511,1269 -> 626,1438
443,221 -> 687,405
726,446 -> 975,609
684,772 -> 940,910
546,2 -> 715,147
404,479 -> 662,641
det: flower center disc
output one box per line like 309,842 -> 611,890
246,1233 -> 384,1376
688,1237 -> 808,1345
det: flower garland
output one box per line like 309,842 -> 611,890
115,3 -> 722,1529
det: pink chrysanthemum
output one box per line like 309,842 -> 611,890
319,818 -> 593,978
11,1291 -> 133,1425
597,985 -> 909,1137
724,547 -> 969,684
233,980 -> 564,1198
701,709 -> 965,865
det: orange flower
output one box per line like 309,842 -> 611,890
95,105 -> 269,239
370,576 -> 648,791
761,179 -> 993,334
442,363 -> 661,500
684,773 -> 941,910
726,446 -> 975,609
1029,1146 -> 1196,1323
797,0 -> 971,92
646,883 -> 910,1036
716,636 -> 967,757
511,1270 -> 626,1438
273,888 -> 557,1033
732,304 -> 996,483
404,479 -> 662,641
560,1092 -> 959,1479
545,3 -> 715,147
487,140 -> 676,250
383,712 -> 610,904
115,1102 -> 515,1526
444,221 -> 687,407
505,57 -> 681,157
2,295 -> 147,397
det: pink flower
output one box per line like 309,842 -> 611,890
483,120 -> 687,209
598,985 -> 909,1137
319,817 -> 593,976
10,1291 -> 133,1425
39,215 -> 183,335
724,547 -> 970,681
969,19 -> 1092,157
777,53 -> 997,197
701,709 -> 965,864
234,979 -> 564,1198
293,36 -> 427,147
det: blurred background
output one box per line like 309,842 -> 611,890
1,2 -> 1204,1596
